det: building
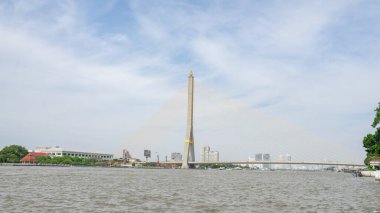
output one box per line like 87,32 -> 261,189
277,154 -> 292,170
201,146 -> 210,162
255,153 -> 263,161
171,152 -> 182,161
20,152 -> 48,163
200,146 -> 219,162
263,153 -> 271,169
370,158 -> 380,170
34,146 -> 113,161
123,149 -> 133,162
208,151 -> 219,162
249,153 -> 271,169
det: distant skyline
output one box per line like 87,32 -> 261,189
1,1 -> 380,163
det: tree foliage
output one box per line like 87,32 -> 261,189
35,156 -> 98,165
372,103 -> 380,128
363,103 -> 380,166
0,145 -> 28,163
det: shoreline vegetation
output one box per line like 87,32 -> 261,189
362,103 -> 380,170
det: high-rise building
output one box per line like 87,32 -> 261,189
209,151 -> 219,162
171,152 -> 182,161
255,153 -> 263,161
263,153 -> 271,169
277,154 -> 292,170
200,146 -> 219,162
250,153 -> 271,169
201,146 -> 210,162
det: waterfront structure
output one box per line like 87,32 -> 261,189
209,151 -> 219,162
201,146 -> 209,162
277,154 -> 292,170
182,70 -> 195,168
263,153 -> 271,169
171,152 -> 182,161
34,146 -> 113,161
249,153 -> 271,169
123,149 -> 137,162
369,158 -> 380,170
20,152 -> 48,163
201,146 -> 219,162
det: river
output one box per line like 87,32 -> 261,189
0,166 -> 379,212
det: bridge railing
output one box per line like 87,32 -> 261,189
160,161 -> 365,167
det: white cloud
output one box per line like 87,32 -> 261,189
0,1 -> 378,163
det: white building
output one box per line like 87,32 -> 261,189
208,151 -> 219,162
34,146 -> 113,161
277,154 -> 292,170
171,152 -> 182,161
248,153 -> 271,169
201,146 -> 219,162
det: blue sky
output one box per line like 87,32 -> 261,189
0,0 -> 379,162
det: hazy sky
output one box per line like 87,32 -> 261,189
0,1 -> 379,163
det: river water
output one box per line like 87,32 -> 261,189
0,166 -> 379,212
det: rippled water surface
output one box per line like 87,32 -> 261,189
0,166 -> 379,212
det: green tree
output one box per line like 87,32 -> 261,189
363,103 -> 380,166
0,145 -> 28,163
35,156 -> 52,164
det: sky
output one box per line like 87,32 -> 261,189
0,0 -> 379,163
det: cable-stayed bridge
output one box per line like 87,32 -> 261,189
160,161 -> 365,168
121,70 -> 366,168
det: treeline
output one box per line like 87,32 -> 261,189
0,145 -> 112,166
35,156 -> 101,166
0,145 -> 28,163
363,103 -> 380,168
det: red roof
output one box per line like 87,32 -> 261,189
21,152 -> 48,163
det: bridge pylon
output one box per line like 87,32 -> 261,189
182,70 -> 195,169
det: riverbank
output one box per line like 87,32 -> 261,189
360,170 -> 380,181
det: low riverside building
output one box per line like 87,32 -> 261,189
370,158 -> 380,170
34,146 -> 113,161
21,152 -> 48,163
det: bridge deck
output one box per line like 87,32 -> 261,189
160,161 -> 365,167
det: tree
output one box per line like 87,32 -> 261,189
0,145 -> 29,163
363,103 -> 380,166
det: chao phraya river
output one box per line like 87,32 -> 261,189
0,166 -> 379,212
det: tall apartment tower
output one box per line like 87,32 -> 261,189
182,70 -> 195,169
201,146 -> 220,162
201,146 -> 210,162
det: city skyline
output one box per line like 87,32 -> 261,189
1,1 -> 380,163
